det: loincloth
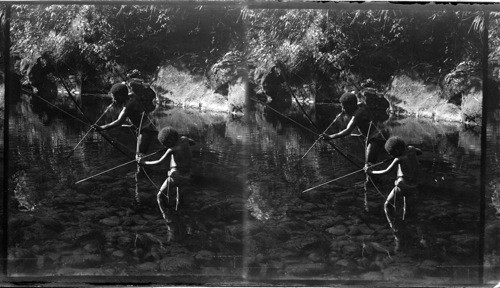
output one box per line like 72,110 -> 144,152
167,168 -> 191,187
394,177 -> 418,196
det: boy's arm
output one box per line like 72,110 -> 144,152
408,145 -> 423,156
141,149 -> 172,165
181,136 -> 196,146
95,107 -> 128,131
415,147 -> 423,156
367,158 -> 398,175
322,116 -> 356,140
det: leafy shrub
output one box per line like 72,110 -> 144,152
461,91 -> 482,123
152,65 -> 227,112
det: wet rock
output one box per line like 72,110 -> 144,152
284,234 -> 321,251
56,267 -> 79,275
358,224 -> 375,235
159,256 -> 196,272
195,250 -> 215,264
136,262 -> 158,271
307,216 -> 338,229
382,265 -> 418,281
449,234 -> 477,246
359,271 -> 384,280
60,268 -> 110,276
60,253 -> 103,268
117,235 -> 136,248
80,209 -> 107,221
419,259 -> 440,274
9,247 -> 37,270
326,225 -> 347,236
284,263 -> 325,276
226,221 -> 263,237
122,218 -> 135,227
348,225 -> 361,235
369,259 -> 386,271
31,245 -> 41,254
83,243 -> 98,253
335,259 -> 356,271
55,212 -> 79,223
357,257 -> 369,268
8,213 -> 36,228
277,220 -> 308,232
485,220 -> 500,251
100,216 -> 122,226
308,252 -> 323,263
131,215 -> 148,225
342,245 -> 359,256
112,250 -> 125,258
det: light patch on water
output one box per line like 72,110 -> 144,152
246,186 -> 271,222
490,179 -> 500,217
13,171 -> 37,211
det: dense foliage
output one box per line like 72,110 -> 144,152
6,4 -> 495,105
10,4 -> 244,85
244,9 -> 484,94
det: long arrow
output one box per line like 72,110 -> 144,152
66,103 -> 113,158
276,64 -> 364,168
302,159 -> 389,193
301,112 -> 343,160
58,76 -> 135,158
75,149 -> 165,184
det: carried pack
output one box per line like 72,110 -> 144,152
362,88 -> 390,123
129,80 -> 156,113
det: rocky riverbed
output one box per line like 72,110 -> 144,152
8,169 -> 479,284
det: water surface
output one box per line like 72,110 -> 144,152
8,97 -> 481,283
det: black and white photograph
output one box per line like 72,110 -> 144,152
0,2 -> 498,286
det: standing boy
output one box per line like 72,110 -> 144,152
138,127 -> 195,240
365,136 -> 423,251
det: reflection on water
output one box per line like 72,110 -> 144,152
244,103 -> 480,283
485,110 -> 500,283
8,97 -> 482,283
9,96 -> 250,277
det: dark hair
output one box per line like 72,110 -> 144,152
158,127 -> 179,148
339,92 -> 358,115
110,83 -> 129,104
128,80 -> 145,94
127,69 -> 142,79
384,136 -> 406,157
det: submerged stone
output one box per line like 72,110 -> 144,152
382,265 -> 418,281
100,216 -> 122,226
326,225 -> 347,236
136,262 -> 158,271
159,256 -> 196,272
284,263 -> 325,276
60,253 -> 103,268
112,250 -> 125,258
359,271 -> 384,280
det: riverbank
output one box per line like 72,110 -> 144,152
388,74 -> 482,125
152,65 -> 245,114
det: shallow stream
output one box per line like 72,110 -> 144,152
7,96 -> 482,284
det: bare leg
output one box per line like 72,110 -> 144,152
403,196 -> 406,220
364,141 -> 382,212
157,178 -> 171,221
384,186 -> 400,232
176,187 -> 179,211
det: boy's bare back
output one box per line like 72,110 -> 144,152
395,146 -> 422,184
169,136 -> 193,173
